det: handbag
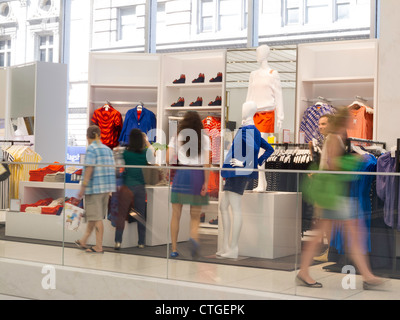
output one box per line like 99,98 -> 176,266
301,154 -> 363,210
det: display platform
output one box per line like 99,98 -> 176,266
218,191 -> 302,259
5,183 -> 190,249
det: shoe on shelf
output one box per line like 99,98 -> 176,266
209,217 -> 218,225
173,74 -> 186,84
170,251 -> 179,258
171,97 -> 185,107
208,96 -> 222,106
189,97 -> 203,106
192,73 -> 205,83
209,72 -> 223,82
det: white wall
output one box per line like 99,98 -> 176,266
377,0 -> 400,149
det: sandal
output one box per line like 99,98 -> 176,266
86,246 -> 104,254
75,240 -> 88,250
296,275 -> 323,288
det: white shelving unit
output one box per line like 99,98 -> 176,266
296,39 -> 379,142
6,182 -> 190,248
88,52 -> 161,131
2,62 -> 68,163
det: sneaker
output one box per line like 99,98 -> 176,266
170,251 -> 179,258
208,96 -> 222,106
173,74 -> 186,84
189,97 -> 203,106
192,73 -> 205,83
171,97 -> 185,107
114,242 -> 121,250
200,212 -> 205,223
209,72 -> 223,82
209,217 -> 218,225
190,238 -> 200,259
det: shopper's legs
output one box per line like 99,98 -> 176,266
170,203 -> 183,252
189,205 -> 201,242
80,221 -> 95,247
298,219 -> 332,284
93,220 -> 104,252
344,219 -> 379,283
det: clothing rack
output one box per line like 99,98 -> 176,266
392,138 -> 400,276
346,137 -> 387,152
0,140 -> 32,146
270,143 -> 309,150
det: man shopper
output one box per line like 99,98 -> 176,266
75,125 -> 116,253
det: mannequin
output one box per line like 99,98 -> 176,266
246,44 -> 284,192
218,101 -> 274,259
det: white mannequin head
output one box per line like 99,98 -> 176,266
256,45 -> 270,63
242,101 -> 257,125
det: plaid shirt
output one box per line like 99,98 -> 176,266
83,140 -> 116,195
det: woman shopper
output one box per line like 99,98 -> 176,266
114,129 -> 155,249
167,111 -> 210,259
298,107 -> 384,289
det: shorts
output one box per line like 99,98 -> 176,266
320,197 -> 357,221
84,193 -> 109,222
223,176 -> 251,195
254,110 -> 275,133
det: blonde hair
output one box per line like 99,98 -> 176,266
330,107 -> 350,133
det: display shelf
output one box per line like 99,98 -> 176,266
296,39 -> 379,142
301,76 -> 375,84
6,183 -> 189,249
164,106 -> 223,112
166,82 -> 223,89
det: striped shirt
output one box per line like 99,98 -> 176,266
83,140 -> 116,194
300,104 -> 336,143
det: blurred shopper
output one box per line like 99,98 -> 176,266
75,125 -> 116,253
298,107 -> 384,289
114,129 -> 155,250
167,111 -> 210,259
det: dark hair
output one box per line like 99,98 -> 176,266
127,129 -> 145,153
87,125 -> 101,139
178,111 -> 203,157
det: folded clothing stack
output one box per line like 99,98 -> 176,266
29,163 -> 65,182
21,197 -> 66,216
43,172 -> 65,182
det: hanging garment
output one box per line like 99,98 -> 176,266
376,151 -> 400,230
221,125 -> 274,179
119,106 -> 157,145
202,116 -> 221,164
299,103 -> 336,143
4,145 -> 42,200
91,104 -> 123,150
347,104 -> 373,140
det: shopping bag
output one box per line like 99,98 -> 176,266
65,203 -> 85,231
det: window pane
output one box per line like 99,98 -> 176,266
40,49 -> 46,61
287,8 -> 299,24
40,36 -> 47,46
49,35 -> 53,45
202,16 -> 213,32
48,48 -> 53,62
0,41 -> 5,50
7,52 -> 10,66
202,0 -> 213,16
0,53 -> 4,67
337,3 -> 350,20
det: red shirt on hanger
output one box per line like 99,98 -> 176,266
91,104 -> 123,149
